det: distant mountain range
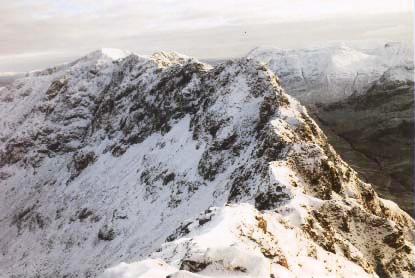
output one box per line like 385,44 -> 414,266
247,42 -> 413,103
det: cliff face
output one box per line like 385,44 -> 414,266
0,50 -> 413,278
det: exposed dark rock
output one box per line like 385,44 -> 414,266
180,260 -> 210,272
197,151 -> 223,181
73,151 -> 96,173
46,79 -> 68,100
98,225 -> 115,241
77,208 -> 96,222
383,231 -> 404,248
163,173 -> 175,185
166,222 -> 192,242
255,190 -> 290,211
0,138 -> 34,167
69,151 -> 96,180
111,145 -> 126,157
11,206 -> 47,234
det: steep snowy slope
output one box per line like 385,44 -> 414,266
0,50 -> 414,278
247,43 -> 413,103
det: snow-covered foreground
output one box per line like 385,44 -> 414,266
101,203 -> 382,278
0,49 -> 414,278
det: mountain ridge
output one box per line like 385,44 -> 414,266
0,50 -> 414,278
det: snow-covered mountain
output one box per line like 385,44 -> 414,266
247,43 -> 413,103
0,49 -> 414,278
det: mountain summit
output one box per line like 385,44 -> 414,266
0,50 -> 414,278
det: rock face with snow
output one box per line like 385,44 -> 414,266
247,43 -> 413,104
0,50 -> 414,278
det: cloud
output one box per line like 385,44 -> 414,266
0,0 -> 413,71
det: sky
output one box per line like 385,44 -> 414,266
0,0 -> 413,72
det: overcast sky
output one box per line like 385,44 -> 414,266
0,0 -> 413,72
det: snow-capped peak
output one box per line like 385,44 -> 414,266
150,51 -> 197,68
71,48 -> 132,67
88,48 -> 132,61
100,48 -> 132,60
